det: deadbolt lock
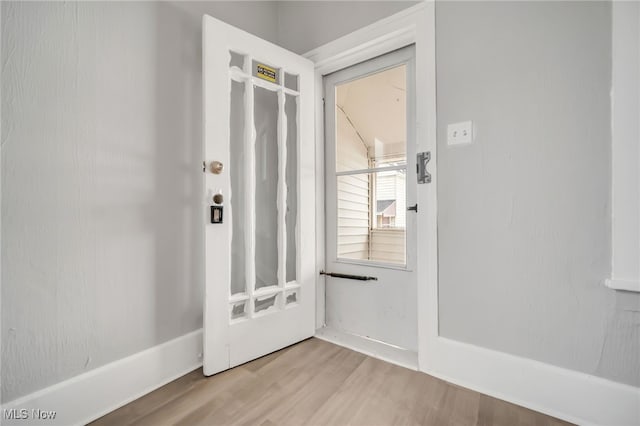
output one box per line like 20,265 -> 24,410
213,193 -> 223,204
210,161 -> 224,174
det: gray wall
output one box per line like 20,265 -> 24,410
276,1 -> 640,387
436,1 -> 639,388
276,1 -> 418,54
1,0 -> 278,403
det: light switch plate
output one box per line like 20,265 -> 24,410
447,121 -> 473,145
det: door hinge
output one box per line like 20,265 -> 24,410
417,151 -> 431,184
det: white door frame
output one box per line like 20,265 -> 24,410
304,1 -> 438,368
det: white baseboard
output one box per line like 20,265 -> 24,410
422,336 -> 640,426
1,329 -> 203,426
315,326 -> 418,371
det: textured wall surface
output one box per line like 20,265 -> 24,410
1,0 -> 278,403
611,1 -> 640,285
436,1 -> 640,387
276,1 -> 418,55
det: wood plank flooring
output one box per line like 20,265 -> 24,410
91,338 -> 572,426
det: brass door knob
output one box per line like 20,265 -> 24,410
210,161 -> 224,174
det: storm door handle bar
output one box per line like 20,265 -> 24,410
319,271 -> 378,281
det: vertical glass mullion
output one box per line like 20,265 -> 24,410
244,55 -> 256,318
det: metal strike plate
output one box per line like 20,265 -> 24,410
417,151 -> 431,184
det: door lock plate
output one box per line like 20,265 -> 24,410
417,151 -> 431,184
211,206 -> 223,224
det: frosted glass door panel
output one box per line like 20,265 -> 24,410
230,80 -> 246,295
285,94 -> 298,283
229,51 -> 245,69
254,86 -> 279,289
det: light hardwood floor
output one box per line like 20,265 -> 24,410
91,338 -> 572,426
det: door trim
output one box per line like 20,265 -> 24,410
304,1 -> 437,358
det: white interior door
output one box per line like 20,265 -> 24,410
203,15 -> 315,376
323,46 -> 418,352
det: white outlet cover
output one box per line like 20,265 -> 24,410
447,121 -> 473,145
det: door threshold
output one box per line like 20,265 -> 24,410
315,326 -> 418,370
